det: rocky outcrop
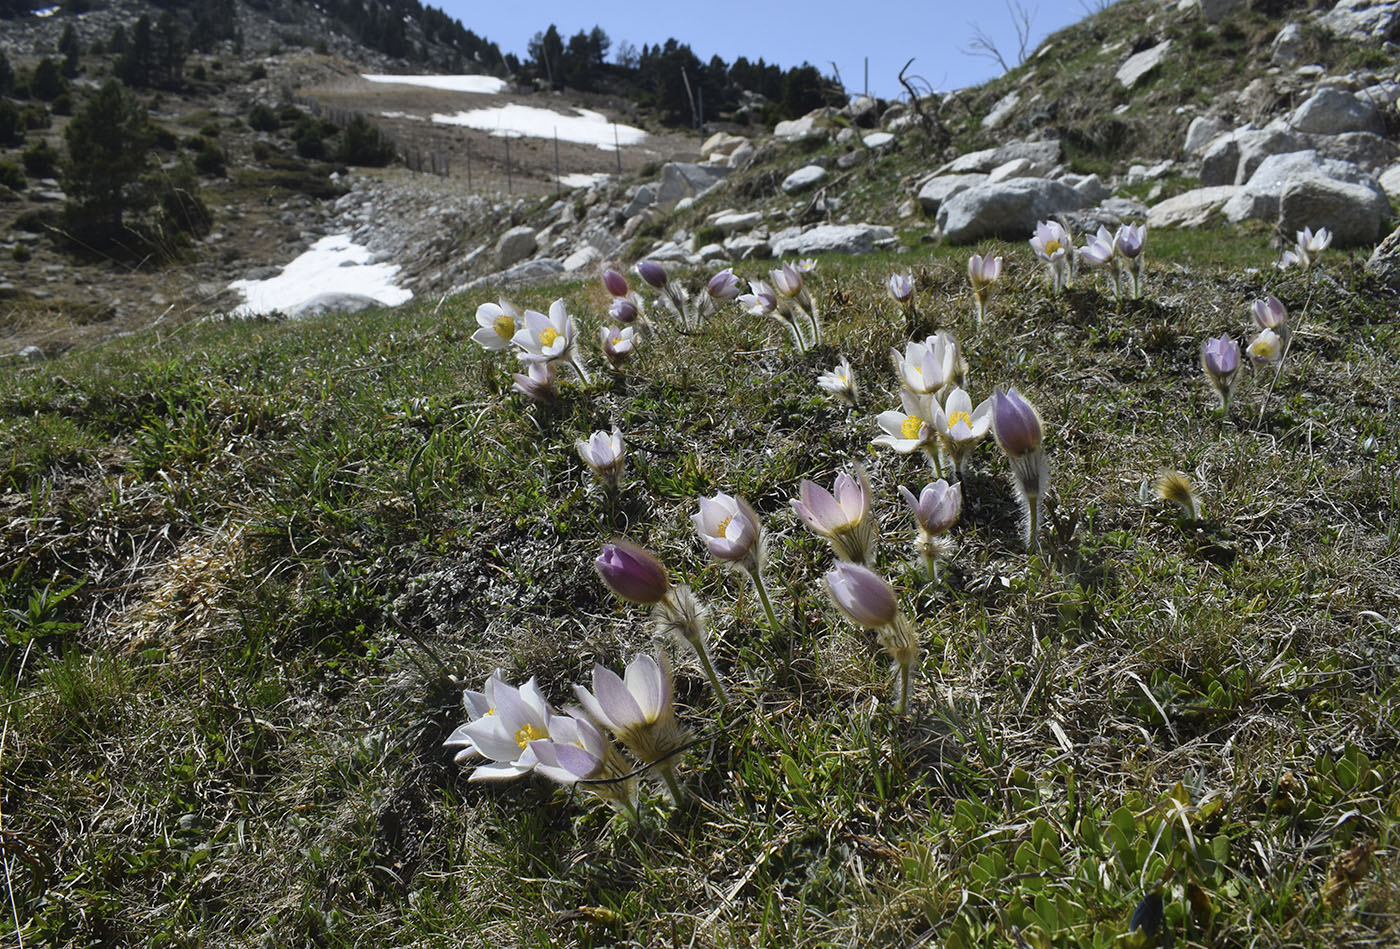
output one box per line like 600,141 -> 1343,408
770,224 -> 897,256
937,179 -> 1090,244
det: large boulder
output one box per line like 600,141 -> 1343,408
1365,224 -> 1400,289
1200,135 -> 1241,187
1380,164 -> 1400,198
917,174 -> 987,214
701,131 -> 750,163
771,223 -> 897,257
710,210 -> 764,234
494,225 -> 537,269
781,165 -> 827,194
1319,0 -> 1400,40
1290,87 -> 1385,136
1278,176 -> 1390,246
841,95 -> 880,127
656,163 -> 730,208
1184,115 -> 1228,156
937,139 -> 1062,176
1271,23 -> 1306,65
774,109 -> 830,141
1310,132 -> 1399,174
1235,126 -> 1306,183
937,178 -> 1090,244
622,184 -> 655,219
1223,150 -> 1380,224
1147,186 -> 1241,228
1116,40 -> 1171,88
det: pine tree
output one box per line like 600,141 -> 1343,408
61,80 -> 153,246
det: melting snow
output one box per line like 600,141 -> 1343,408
431,104 -> 646,150
559,173 -> 610,189
34,5 -> 60,15
362,73 -> 507,95
228,234 -> 411,317
380,110 -> 426,121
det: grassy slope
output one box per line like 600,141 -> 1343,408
2,224 -> 1399,946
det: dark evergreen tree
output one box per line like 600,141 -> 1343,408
61,79 -> 153,245
0,49 -> 13,96
58,23 -> 82,77
115,16 -> 153,87
528,25 -> 563,89
31,59 -> 65,100
108,23 -> 129,56
154,12 -> 185,86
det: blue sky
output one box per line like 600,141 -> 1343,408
432,1 -> 1095,99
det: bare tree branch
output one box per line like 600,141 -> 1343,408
963,0 -> 1039,74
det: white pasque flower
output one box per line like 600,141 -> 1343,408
891,336 -> 955,397
874,389 -> 936,454
817,356 -> 860,406
512,299 -> 577,364
928,386 -> 993,472
600,324 -> 638,368
577,427 -> 624,485
574,652 -> 690,767
692,492 -> 761,566
471,299 -> 521,351
442,672 -> 554,781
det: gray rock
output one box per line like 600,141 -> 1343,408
863,131 -> 895,149
774,113 -> 825,141
836,128 -> 857,146
988,158 -> 1036,183
1199,0 -> 1245,20
562,245 -> 601,273
1319,0 -> 1400,41
1235,126 -> 1306,183
1290,87 -> 1384,135
1116,40 -> 1172,89
647,240 -> 696,263
701,131 -> 749,162
782,165 -> 827,194
937,178 -> 1091,244
1060,173 -> 1112,202
697,242 -> 729,262
1271,23 -> 1306,65
1380,163 -> 1400,197
656,163 -> 730,208
711,210 -> 764,234
1146,186 -> 1241,228
1310,132 -> 1399,174
723,233 -> 773,260
1184,116 -> 1228,156
938,139 -> 1061,175
727,142 -> 755,167
842,95 -> 880,127
1365,223 -> 1400,288
983,91 -> 1020,129
622,185 -> 655,219
287,292 -> 383,319
1278,175 -> 1390,246
771,223 -> 897,256
455,258 -> 564,293
17,345 -> 44,361
494,225 -> 537,269
1200,135 -> 1241,187
837,150 -> 866,170
1224,150 -> 1383,225
917,174 -> 988,214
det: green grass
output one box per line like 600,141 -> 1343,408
2,228 -> 1399,947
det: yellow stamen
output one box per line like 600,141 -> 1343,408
900,416 -> 924,440
947,410 -> 972,429
539,327 -> 561,347
1045,239 -> 1062,256
714,515 -> 732,537
514,722 -> 547,750
494,315 -> 515,340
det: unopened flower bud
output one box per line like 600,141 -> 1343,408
595,540 -> 670,605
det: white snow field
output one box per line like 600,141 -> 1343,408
228,235 -> 412,317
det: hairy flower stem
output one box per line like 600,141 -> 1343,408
568,356 -> 592,385
689,633 -> 727,706
745,566 -> 782,636
1257,285 -> 1314,427
1024,491 -> 1041,554
658,760 -> 685,804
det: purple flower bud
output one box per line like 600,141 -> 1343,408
1201,334 -> 1239,380
887,272 -> 914,303
825,562 -> 898,628
602,269 -> 630,298
595,540 -> 671,605
609,297 -> 638,323
1251,295 -> 1287,331
991,387 -> 1043,459
707,268 -> 742,301
636,260 -> 667,289
1115,223 -> 1146,259
898,480 -> 962,537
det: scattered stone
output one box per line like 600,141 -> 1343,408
983,91 -> 1021,129
1146,186 -> 1242,228
1278,175 -> 1390,246
782,165 -> 827,194
656,163 -> 730,209
837,150 -> 866,170
562,245 -> 601,272
916,174 -> 988,215
862,131 -> 895,149
697,243 -> 728,263
1199,135 -> 1241,187
1380,163 -> 1400,197
622,184 -> 656,219
17,345 -> 44,360
1060,173 -> 1112,203
842,95 -> 880,126
711,210 -> 764,234
987,159 -> 1035,183
1116,40 -> 1172,89
1184,116 -> 1228,155
647,241 -> 695,263
1271,22 -> 1305,65
1319,0 -> 1400,41
455,258 -> 564,293
937,178 -> 1091,244
494,225 -> 537,269
1290,87 -> 1384,135
1311,132 -> 1399,174
774,111 -> 827,141
771,223 -> 897,256
287,292 -> 383,319
723,233 -> 773,260
701,131 -> 749,163
726,142 -> 755,167
1364,223 -> 1400,288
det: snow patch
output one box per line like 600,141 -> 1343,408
228,234 -> 411,317
34,5 -> 60,15
559,172 -> 610,189
380,111 -> 426,121
431,104 -> 646,150
362,73 -> 507,95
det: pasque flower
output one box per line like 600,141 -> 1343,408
825,562 -> 920,713
512,299 -> 590,382
791,464 -> 877,564
1280,225 -> 1331,271
528,710 -> 639,820
511,360 -> 557,404
888,272 -> 915,305
471,299 -> 521,351
818,356 -> 860,407
600,324 -> 638,369
636,259 -> 667,289
609,296 -> 639,324
602,269 -> 630,297
967,253 -> 1003,324
1030,219 -> 1073,292
574,652 -> 691,800
929,386 -> 993,476
898,479 -> 962,580
1251,295 -> 1288,334
1248,327 -> 1283,365
595,540 -> 670,604
738,279 -> 777,316
891,336 -> 955,397
1201,333 -> 1240,411
992,386 -> 1050,553
707,268 -> 743,301
577,427 -> 624,489
1115,223 -> 1147,298
770,261 -> 803,299
443,672 -> 554,781
874,388 -> 936,456
694,491 -> 783,633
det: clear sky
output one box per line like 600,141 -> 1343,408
431,0 -> 1096,100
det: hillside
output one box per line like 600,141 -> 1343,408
2,0 -> 1400,946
